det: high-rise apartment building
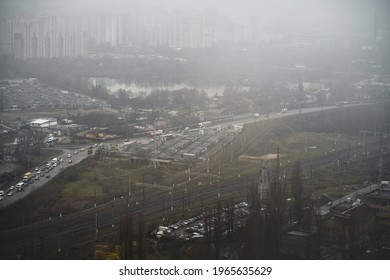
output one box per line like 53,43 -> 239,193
0,16 -> 88,59
0,9 -> 306,57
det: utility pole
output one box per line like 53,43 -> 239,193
94,186 -> 97,208
95,211 -> 98,238
142,173 -> 145,203
127,178 -> 131,207
188,190 -> 191,212
162,198 -> 165,221
171,171 -> 175,211
218,180 -> 221,198
150,120 -> 160,169
170,190 -> 173,211
188,162 -> 191,181
378,153 -> 383,183
182,189 -> 185,218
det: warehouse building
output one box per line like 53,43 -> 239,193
30,118 -> 58,129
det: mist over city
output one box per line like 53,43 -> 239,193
0,0 -> 389,261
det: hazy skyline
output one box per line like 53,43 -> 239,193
1,0 -> 389,37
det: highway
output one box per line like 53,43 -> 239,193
210,102 -> 365,130
317,183 -> 381,216
0,147 -> 93,209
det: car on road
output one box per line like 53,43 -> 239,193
68,159 -> 72,163
9,186 -> 14,191
0,190 -> 4,196
46,174 -> 51,178
67,154 -> 71,158
7,191 -> 13,196
74,150 -> 78,154
80,148 -> 85,152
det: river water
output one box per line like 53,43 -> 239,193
89,77 -> 249,98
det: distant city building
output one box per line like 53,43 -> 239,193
2,9 -> 376,55
290,34 -> 337,49
0,16 -> 88,59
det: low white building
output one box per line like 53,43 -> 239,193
30,118 -> 57,129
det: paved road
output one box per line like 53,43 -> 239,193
317,183 -> 381,215
210,103 -> 368,130
0,147 -> 93,209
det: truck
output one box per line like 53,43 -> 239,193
23,172 -> 33,182
16,182 -> 24,191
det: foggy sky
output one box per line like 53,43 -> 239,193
1,0 -> 389,34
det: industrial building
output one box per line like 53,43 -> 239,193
30,118 -> 57,129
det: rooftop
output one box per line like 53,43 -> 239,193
30,118 -> 56,125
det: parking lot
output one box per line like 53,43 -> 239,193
152,201 -> 249,241
1,79 -> 101,111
